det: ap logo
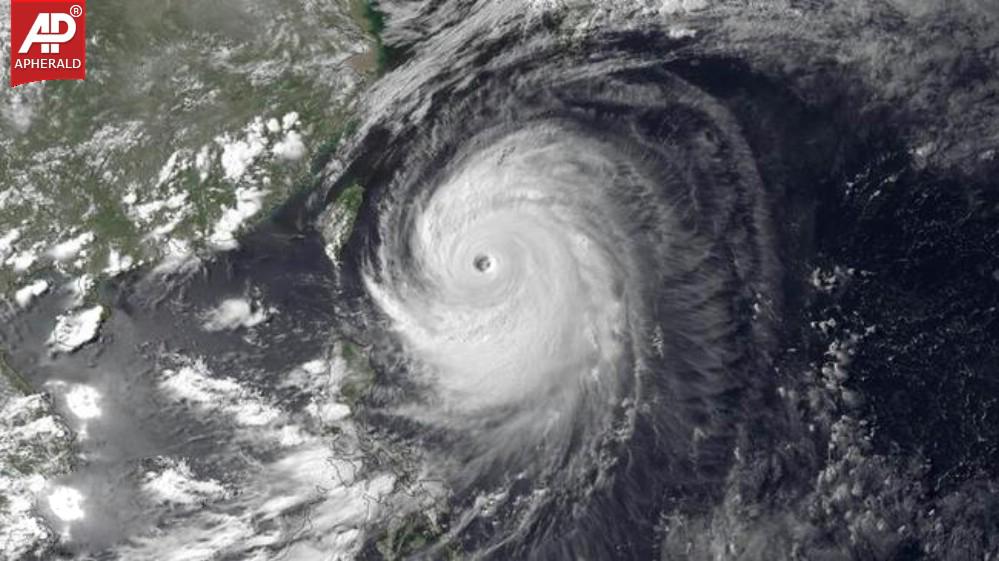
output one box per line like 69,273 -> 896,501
19,11 -> 79,54
9,0 -> 87,87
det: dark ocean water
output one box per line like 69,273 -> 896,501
1,220 -> 343,557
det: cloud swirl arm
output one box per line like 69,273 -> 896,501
327,28 -> 783,558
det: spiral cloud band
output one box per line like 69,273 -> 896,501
332,29 -> 781,559
366,125 -> 634,415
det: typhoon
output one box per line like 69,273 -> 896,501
3,1 -> 999,560
353,83 -> 777,556
330,10 -> 799,560
324,1 -> 999,559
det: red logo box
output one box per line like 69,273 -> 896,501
9,0 -> 86,87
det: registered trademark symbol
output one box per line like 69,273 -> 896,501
69,5 -> 83,17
